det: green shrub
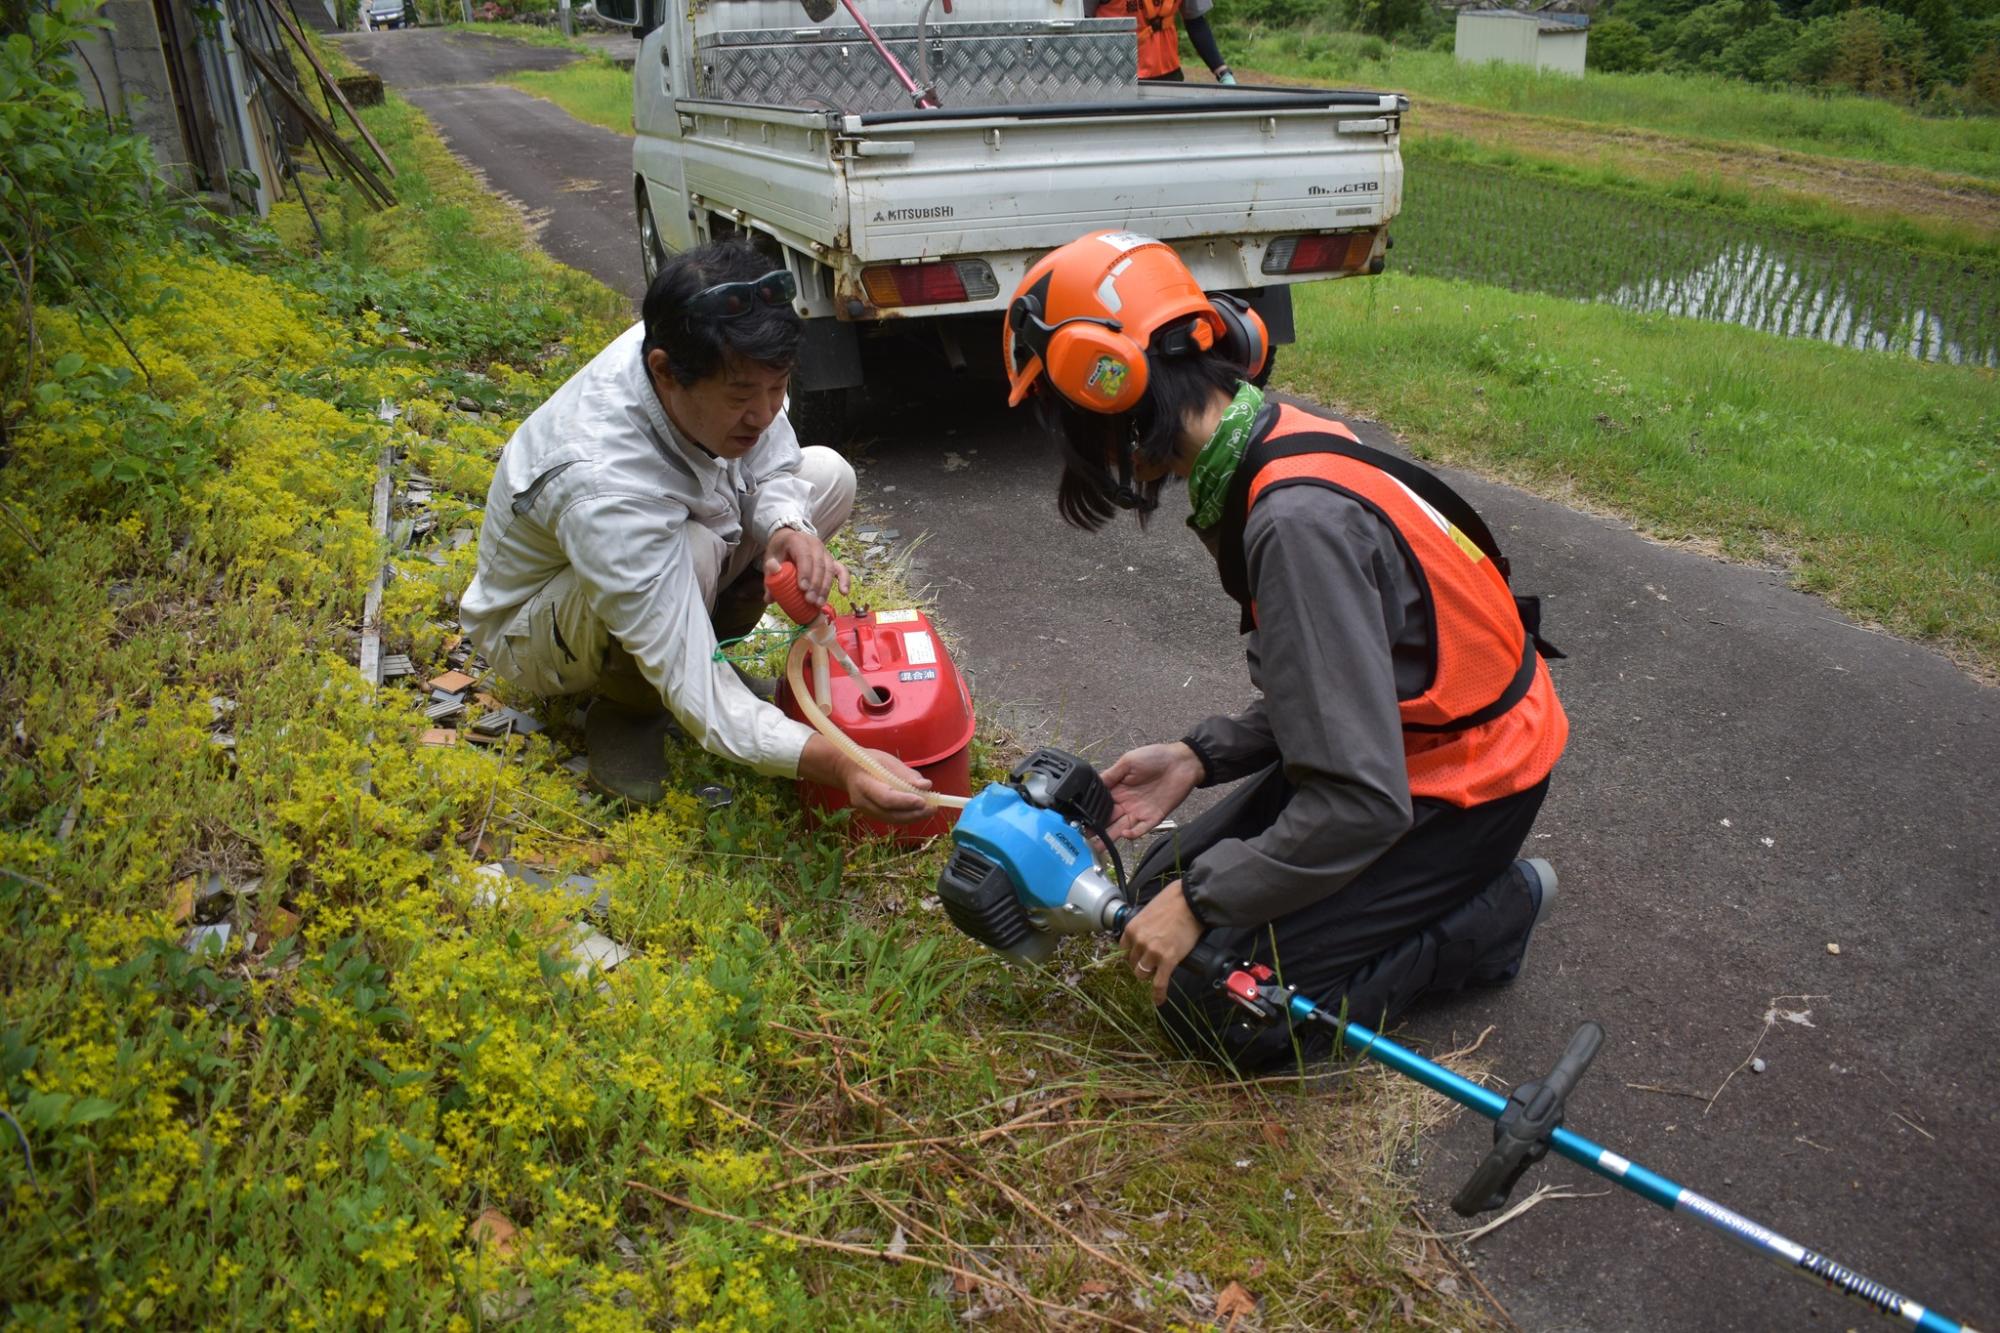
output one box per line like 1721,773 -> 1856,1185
1588,16 -> 1657,71
0,0 -> 173,444
1782,7 -> 1933,98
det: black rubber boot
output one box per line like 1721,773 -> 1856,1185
583,699 -> 681,805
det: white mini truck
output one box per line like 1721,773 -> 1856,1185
596,0 -> 1405,414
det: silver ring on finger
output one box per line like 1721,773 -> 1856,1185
1136,962 -> 1157,976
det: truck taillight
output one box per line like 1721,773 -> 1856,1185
861,259 -> 999,308
1261,232 -> 1375,276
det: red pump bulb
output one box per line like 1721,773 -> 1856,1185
765,561 -> 830,626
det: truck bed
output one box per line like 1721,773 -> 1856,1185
663,84 -> 1403,313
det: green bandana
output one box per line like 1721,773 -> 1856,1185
1186,383 -> 1265,533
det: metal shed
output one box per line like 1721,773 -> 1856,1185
68,0 -> 350,215
1454,8 -> 1590,76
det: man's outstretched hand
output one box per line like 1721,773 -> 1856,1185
845,747 -> 933,824
765,528 -> 848,609
1102,741 -> 1203,841
800,734 -> 932,824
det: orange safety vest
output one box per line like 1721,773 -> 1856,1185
1216,403 -> 1568,808
1096,0 -> 1184,79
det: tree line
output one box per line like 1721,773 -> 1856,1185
1226,0 -> 2000,113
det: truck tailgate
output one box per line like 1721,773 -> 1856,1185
842,91 -> 1404,263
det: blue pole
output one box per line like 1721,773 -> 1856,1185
1295,997 -> 1975,1333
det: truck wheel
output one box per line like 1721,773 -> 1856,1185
638,194 -> 666,286
789,387 -> 853,452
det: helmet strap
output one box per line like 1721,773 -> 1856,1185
1110,427 -> 1160,514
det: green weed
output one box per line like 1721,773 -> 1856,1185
457,18 -> 602,52
506,57 -> 636,135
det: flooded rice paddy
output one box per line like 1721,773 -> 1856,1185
1390,159 -> 2000,367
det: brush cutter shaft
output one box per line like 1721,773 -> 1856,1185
1543,1128 -> 1967,1333
943,765 -> 1973,1331
1282,999 -> 1972,1333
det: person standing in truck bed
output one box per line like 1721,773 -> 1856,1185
1091,0 -> 1238,84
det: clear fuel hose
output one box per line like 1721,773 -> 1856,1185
770,563 -> 969,811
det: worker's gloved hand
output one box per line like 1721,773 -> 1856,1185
1102,741 -> 1203,841
844,747 -> 934,824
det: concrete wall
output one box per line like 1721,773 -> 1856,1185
66,1 -> 284,212
1537,28 -> 1588,76
71,2 -> 189,179
1455,12 -> 1538,68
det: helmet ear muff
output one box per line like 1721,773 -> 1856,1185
1043,320 -> 1150,414
1209,293 -> 1271,383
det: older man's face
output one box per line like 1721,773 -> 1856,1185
649,350 -> 791,459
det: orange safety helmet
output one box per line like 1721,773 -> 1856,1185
1005,230 -> 1270,414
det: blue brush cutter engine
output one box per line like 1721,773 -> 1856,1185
934,749 -> 1978,1333
937,748 -> 1132,965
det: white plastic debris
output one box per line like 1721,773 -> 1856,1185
569,928 -> 630,974
184,922 -> 232,955
471,861 -> 607,916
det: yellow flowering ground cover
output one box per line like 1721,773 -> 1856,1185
0,84 -> 1495,1332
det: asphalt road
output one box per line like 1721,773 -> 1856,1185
349,30 -> 1999,1331
346,30 -> 647,302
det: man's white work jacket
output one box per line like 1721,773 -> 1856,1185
460,323 -> 818,777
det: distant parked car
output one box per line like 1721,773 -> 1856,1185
366,0 -> 413,29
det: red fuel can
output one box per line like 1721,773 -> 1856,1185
778,607 -> 975,841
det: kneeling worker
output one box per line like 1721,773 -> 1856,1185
1004,231 -> 1569,1068
461,239 -> 930,822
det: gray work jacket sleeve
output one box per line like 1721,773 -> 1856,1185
1183,654 -> 1277,786
1180,486 -> 1416,929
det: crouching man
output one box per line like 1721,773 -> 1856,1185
460,239 -> 930,820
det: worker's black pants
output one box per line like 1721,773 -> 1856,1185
1131,768 -> 1551,1072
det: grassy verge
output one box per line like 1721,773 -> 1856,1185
1225,25 -> 2000,181
507,56 -> 634,134
454,18 -> 599,52
0,75 -> 1498,1333
1282,272 -> 2000,672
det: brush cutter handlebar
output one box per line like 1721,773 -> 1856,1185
1452,1020 -> 1604,1216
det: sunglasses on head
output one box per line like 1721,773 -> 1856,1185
685,268 -> 798,320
